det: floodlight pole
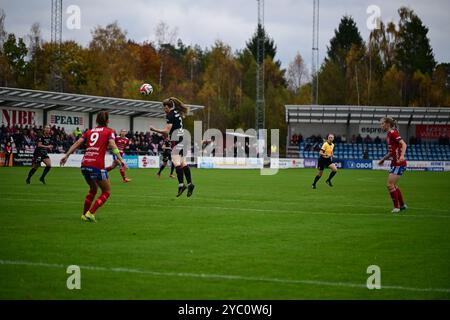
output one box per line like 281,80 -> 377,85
311,0 -> 319,105
256,0 -> 265,138
50,0 -> 63,92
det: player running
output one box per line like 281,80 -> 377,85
378,117 -> 408,213
156,137 -> 175,179
106,129 -> 131,183
312,133 -> 338,189
150,97 -> 195,197
26,125 -> 54,184
60,111 -> 127,222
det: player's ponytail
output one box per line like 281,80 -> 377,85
382,117 -> 397,130
163,97 -> 189,117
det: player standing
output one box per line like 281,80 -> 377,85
106,129 -> 131,183
156,137 -> 175,179
312,133 -> 338,189
26,125 -> 54,184
60,112 -> 126,222
150,97 -> 195,197
378,117 -> 408,213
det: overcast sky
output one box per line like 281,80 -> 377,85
2,0 -> 450,71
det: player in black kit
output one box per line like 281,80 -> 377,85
156,138 -> 176,179
151,97 -> 195,197
26,125 -> 54,184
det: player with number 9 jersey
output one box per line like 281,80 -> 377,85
81,127 -> 116,169
60,111 -> 126,223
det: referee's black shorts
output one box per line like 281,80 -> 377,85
317,156 -> 332,171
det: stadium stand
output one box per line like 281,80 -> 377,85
286,105 -> 450,161
298,141 -> 450,161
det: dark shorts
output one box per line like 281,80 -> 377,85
81,166 -> 109,182
32,151 -> 49,165
317,157 -> 333,171
389,166 -> 406,176
162,150 -> 172,163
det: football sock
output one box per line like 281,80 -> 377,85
327,171 -> 337,182
176,166 -> 184,184
83,189 -> 97,214
170,163 -> 175,175
157,164 -> 166,175
183,166 -> 192,185
27,168 -> 37,180
106,166 -> 113,172
313,175 -> 321,185
396,187 -> 405,207
40,166 -> 51,179
90,192 -> 111,214
119,167 -> 126,179
388,186 -> 399,208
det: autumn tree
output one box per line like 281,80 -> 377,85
286,52 -> 308,94
2,33 -> 28,86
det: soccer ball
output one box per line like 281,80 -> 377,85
139,83 -> 153,95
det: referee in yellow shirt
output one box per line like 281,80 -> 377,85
312,134 -> 338,189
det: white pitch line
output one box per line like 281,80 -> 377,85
0,259 -> 449,294
2,197 -> 450,219
3,191 -> 450,214
1,196 -> 450,219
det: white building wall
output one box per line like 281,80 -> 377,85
133,117 -> 166,133
108,115 -> 130,132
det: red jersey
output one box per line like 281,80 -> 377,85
81,126 -> 115,169
115,136 -> 129,154
387,129 -> 407,167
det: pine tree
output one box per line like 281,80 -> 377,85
394,7 -> 436,106
326,16 -> 363,72
246,24 -> 278,63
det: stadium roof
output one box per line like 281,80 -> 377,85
286,105 -> 450,125
0,87 -> 204,118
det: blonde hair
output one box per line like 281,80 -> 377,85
163,97 -> 189,117
381,117 -> 398,130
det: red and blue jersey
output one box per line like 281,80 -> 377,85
81,126 -> 115,169
387,129 -> 407,167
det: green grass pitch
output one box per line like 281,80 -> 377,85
0,167 -> 449,299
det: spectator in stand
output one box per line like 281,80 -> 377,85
363,149 -> 369,160
439,134 -> 449,146
291,134 -> 298,145
356,134 -> 363,144
150,140 -> 159,155
139,142 -> 150,155
364,135 -> 373,144
351,135 -> 356,144
128,139 -> 137,155
374,136 -> 381,144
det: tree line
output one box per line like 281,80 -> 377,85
0,7 -> 448,152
